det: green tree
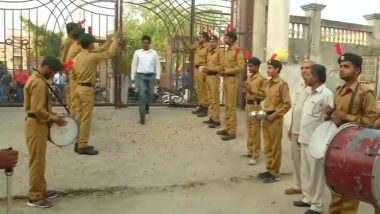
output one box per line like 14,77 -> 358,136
20,17 -> 62,57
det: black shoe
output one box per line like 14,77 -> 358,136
192,106 -> 201,114
293,201 -> 311,207
262,173 -> 280,183
241,153 -> 252,158
140,114 -> 145,125
208,122 -> 221,128
145,104 -> 149,114
216,129 -> 228,135
197,107 -> 208,117
304,209 -> 321,214
43,190 -> 60,199
257,171 -> 271,180
77,147 -> 99,155
221,134 -> 236,141
74,143 -> 94,153
203,118 -> 214,124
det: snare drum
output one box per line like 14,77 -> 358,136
324,123 -> 380,206
49,115 -> 79,148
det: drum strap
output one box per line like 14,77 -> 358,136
347,83 -> 359,115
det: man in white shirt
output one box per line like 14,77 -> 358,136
285,60 -> 313,195
131,35 -> 161,124
293,64 -> 334,214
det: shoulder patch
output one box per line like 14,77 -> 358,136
233,46 -> 240,53
359,82 -> 373,93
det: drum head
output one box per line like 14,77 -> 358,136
309,121 -> 337,159
50,116 -> 79,147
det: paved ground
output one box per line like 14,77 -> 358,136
0,107 -> 373,213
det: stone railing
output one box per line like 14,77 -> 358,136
289,15 -> 372,46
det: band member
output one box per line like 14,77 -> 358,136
243,57 -> 266,165
202,35 -> 224,128
0,148 -> 18,169
216,30 -> 245,141
293,64 -> 334,214
182,32 -> 210,117
24,56 -> 67,208
131,35 -> 161,124
257,56 -> 291,183
60,22 -> 78,63
324,52 -> 377,214
285,60 -> 313,195
65,27 -> 85,118
72,32 -> 120,155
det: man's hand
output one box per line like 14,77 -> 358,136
53,115 -> 67,127
331,110 -> 347,120
267,114 -> 276,122
323,106 -> 334,115
0,149 -> 18,169
287,129 -> 292,141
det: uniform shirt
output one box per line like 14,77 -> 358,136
131,49 -> 161,81
23,71 -> 57,123
60,37 -> 74,62
298,84 -> 334,144
334,82 -> 377,127
291,83 -> 310,134
72,37 -> 117,84
182,40 -> 209,66
245,72 -> 266,101
66,41 -> 82,61
263,76 -> 292,118
223,44 -> 245,75
206,47 -> 224,72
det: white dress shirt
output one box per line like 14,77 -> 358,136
291,83 -> 310,134
298,84 -> 334,144
131,48 -> 161,81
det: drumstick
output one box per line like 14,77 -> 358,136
5,147 -> 13,214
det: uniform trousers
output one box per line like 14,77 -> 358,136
206,74 -> 220,122
262,116 -> 283,177
301,143 -> 325,212
25,118 -> 49,200
245,103 -> 262,159
74,85 -> 94,149
223,75 -> 239,135
194,68 -> 208,107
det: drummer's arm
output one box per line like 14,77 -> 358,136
344,91 -> 377,126
30,81 -> 58,123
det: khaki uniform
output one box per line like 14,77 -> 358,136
183,40 -> 209,106
245,72 -> 266,159
206,47 -> 224,122
23,72 -> 58,200
329,82 -> 377,214
60,38 -> 73,63
223,44 -> 245,135
66,40 -> 112,117
262,77 -> 291,177
72,38 -> 117,149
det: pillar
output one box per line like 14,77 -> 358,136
266,0 -> 290,61
252,0 -> 268,62
301,3 -> 326,62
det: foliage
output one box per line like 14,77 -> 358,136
20,17 -> 62,57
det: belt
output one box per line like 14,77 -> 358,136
137,72 -> 155,76
26,113 -> 36,119
207,72 -> 218,75
266,111 -> 275,115
247,99 -> 262,105
79,82 -> 93,87
224,74 -> 236,77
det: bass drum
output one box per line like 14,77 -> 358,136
324,123 -> 380,206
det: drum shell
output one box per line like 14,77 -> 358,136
324,124 -> 380,206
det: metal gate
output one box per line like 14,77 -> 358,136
0,0 -> 232,106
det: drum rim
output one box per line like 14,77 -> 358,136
323,122 -> 359,197
49,115 -> 79,147
309,121 -> 337,159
